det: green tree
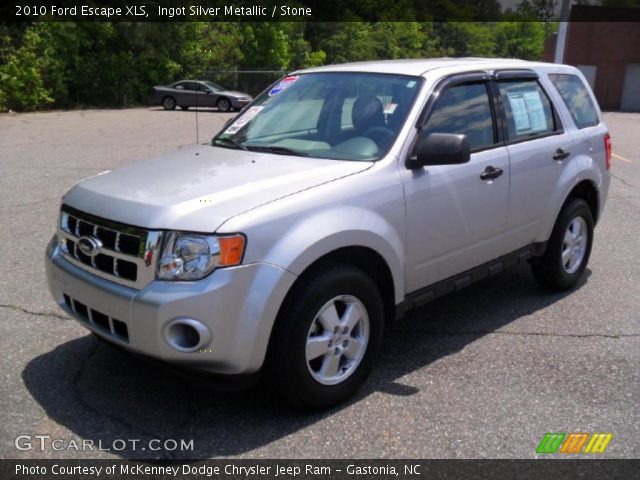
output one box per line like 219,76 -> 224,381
371,22 -> 425,59
475,0 -> 504,21
0,25 -> 53,111
286,23 -> 326,70
0,18 -> 556,112
181,23 -> 243,78
241,23 -> 291,69
313,23 -> 376,63
435,22 -> 497,57
495,22 -> 545,60
516,0 -> 558,21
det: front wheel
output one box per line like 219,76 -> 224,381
531,198 -> 594,291
266,265 -> 384,409
217,98 -> 231,112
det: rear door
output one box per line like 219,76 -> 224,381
184,81 -> 206,107
493,71 -> 570,248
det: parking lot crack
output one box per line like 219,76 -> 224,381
610,172 -> 639,189
0,303 -> 69,320
399,329 -> 639,339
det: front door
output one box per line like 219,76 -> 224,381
402,79 -> 511,292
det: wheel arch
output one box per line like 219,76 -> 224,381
540,173 -> 601,243
565,179 -> 599,225
247,205 -> 406,308
278,245 -> 397,326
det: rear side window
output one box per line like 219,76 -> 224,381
497,79 -> 557,141
549,74 -> 599,129
423,82 -> 496,151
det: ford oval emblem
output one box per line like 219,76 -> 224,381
77,236 -> 102,257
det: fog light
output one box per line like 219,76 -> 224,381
163,318 -> 212,353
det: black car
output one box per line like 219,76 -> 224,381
152,80 -> 253,112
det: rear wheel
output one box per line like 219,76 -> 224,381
531,198 -> 594,291
162,96 -> 176,110
266,265 -> 384,409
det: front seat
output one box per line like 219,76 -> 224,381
352,95 -> 393,150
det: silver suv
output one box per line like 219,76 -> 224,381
46,59 -> 611,408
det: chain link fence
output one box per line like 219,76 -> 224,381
201,70 -> 285,97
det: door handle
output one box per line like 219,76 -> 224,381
553,148 -> 571,161
480,166 -> 503,181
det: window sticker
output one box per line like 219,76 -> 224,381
507,89 -> 548,135
406,80 -> 417,88
223,106 -> 264,135
522,90 -> 547,132
507,93 -> 531,133
383,102 -> 398,115
269,76 -> 298,96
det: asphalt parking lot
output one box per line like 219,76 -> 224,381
0,108 -> 638,460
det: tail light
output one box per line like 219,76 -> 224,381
604,133 -> 612,170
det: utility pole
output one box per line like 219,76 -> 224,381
554,0 -> 572,64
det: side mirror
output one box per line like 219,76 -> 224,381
406,132 -> 470,169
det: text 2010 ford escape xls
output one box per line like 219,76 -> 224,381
46,58 -> 611,408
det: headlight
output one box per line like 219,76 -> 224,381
157,232 -> 245,281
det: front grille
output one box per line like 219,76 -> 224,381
63,293 -> 129,342
58,205 -> 162,289
64,238 -> 138,281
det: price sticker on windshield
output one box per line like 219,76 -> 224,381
269,76 -> 298,96
224,106 -> 264,135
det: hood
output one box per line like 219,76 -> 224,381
63,145 -> 371,232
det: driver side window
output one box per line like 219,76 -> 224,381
424,82 -> 496,152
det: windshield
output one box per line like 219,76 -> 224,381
212,72 -> 422,161
203,81 -> 223,91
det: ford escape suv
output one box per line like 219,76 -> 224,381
46,59 -> 611,408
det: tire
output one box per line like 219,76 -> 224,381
162,96 -> 176,110
266,264 -> 384,409
531,198 -> 594,291
217,98 -> 231,112
180,105 -> 189,111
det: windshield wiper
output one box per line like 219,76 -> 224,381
212,137 -> 248,151
248,145 -> 309,157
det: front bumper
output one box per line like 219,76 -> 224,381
231,98 -> 252,109
45,238 -> 296,375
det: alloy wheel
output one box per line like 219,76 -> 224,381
305,295 -> 370,386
